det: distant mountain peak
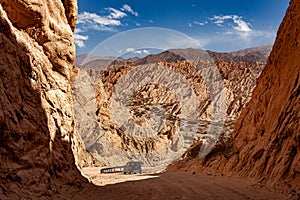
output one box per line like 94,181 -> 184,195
76,44 -> 273,68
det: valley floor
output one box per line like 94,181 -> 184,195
76,168 -> 286,200
82,167 -> 160,186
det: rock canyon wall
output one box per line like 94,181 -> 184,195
0,0 -> 89,199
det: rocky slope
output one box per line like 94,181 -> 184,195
73,48 -> 266,169
0,0 -> 90,199
169,0 -> 300,195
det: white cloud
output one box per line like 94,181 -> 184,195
209,15 -> 232,26
125,48 -> 135,52
74,28 -> 89,48
75,11 -> 124,48
74,28 -> 84,33
78,11 -> 122,26
121,4 -> 139,17
193,21 -> 208,26
231,15 -> 251,32
107,7 -> 127,19
209,15 -> 251,32
75,39 -> 87,48
189,14 -> 275,51
124,48 -> 150,55
75,5 -> 141,48
142,50 -> 150,54
134,50 -> 143,54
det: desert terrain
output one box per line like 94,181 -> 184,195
77,169 -> 287,200
0,0 -> 299,199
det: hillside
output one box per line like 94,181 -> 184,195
73,50 -> 266,169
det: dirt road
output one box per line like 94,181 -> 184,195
76,170 -> 286,200
82,167 -> 159,186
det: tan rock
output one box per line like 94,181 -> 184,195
0,0 -> 90,199
74,58 -> 264,170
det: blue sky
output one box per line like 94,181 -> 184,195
76,0 -> 289,56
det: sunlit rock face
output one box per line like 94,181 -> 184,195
73,47 -> 267,170
0,0 -> 91,199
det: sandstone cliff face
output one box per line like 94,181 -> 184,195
73,56 -> 265,169
171,0 -> 300,194
0,1 -> 88,199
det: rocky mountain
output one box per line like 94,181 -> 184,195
0,0 -> 93,199
207,44 -> 272,63
169,0 -> 300,195
73,46 -> 266,170
76,45 -> 272,69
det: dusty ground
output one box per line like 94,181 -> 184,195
77,168 -> 286,200
82,167 -> 160,186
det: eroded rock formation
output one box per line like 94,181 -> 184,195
73,50 -> 266,170
0,0 -> 89,198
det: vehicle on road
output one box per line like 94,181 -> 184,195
123,161 -> 142,174
100,166 -> 124,173
100,161 -> 143,174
